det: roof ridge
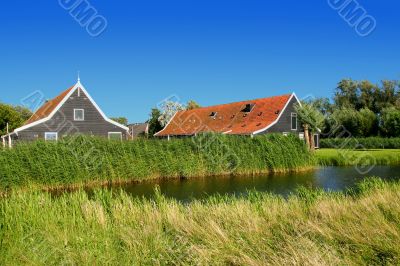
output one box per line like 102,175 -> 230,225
181,93 -> 293,113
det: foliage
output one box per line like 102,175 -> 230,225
294,102 -> 325,133
158,100 -> 184,127
147,108 -> 163,137
308,97 -> 332,115
0,134 -> 314,190
110,117 -> 128,126
0,103 -> 32,136
333,79 -> 399,113
380,107 -> 400,137
359,108 -> 379,136
320,137 -> 400,149
315,148 -> 400,166
334,79 -> 359,109
1,178 -> 400,265
186,100 -> 201,110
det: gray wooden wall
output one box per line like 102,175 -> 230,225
17,89 -> 127,141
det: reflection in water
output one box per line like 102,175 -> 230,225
88,166 -> 400,202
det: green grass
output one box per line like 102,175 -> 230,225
0,134 -> 315,190
316,148 -> 400,166
1,178 -> 399,265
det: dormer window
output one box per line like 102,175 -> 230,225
242,103 -> 255,113
209,112 -> 217,119
74,109 -> 85,121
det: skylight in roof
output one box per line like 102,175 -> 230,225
242,103 -> 255,113
209,112 -> 217,119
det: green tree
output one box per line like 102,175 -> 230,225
374,80 -> 398,113
359,80 -> 378,112
148,108 -> 163,137
330,107 -> 363,137
308,97 -> 332,115
294,102 -> 324,149
359,108 -> 378,137
334,79 -> 359,109
110,117 -> 128,126
186,100 -> 201,110
0,103 -> 28,136
380,107 -> 400,137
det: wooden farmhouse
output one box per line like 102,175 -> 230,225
155,93 -> 319,147
1,78 -> 129,147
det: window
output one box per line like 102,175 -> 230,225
314,134 -> 319,148
299,133 -> 304,140
291,113 -> 297,130
45,132 -> 58,141
108,132 -> 122,140
209,112 -> 217,119
74,109 -> 84,121
242,103 -> 255,113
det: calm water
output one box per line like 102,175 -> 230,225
86,166 -> 400,202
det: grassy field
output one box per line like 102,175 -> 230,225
0,178 -> 399,265
0,134 -> 315,190
316,148 -> 400,166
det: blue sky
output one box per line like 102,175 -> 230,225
1,1 -> 399,122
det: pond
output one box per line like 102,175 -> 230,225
83,166 -> 400,202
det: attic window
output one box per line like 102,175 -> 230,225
74,109 -> 85,121
242,103 -> 255,113
209,112 -> 217,119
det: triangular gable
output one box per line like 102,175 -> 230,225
15,81 -> 128,133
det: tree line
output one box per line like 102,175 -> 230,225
310,79 -> 400,138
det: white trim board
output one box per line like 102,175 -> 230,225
14,80 -> 129,133
252,92 -> 301,135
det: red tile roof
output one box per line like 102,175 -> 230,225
155,93 -> 293,136
24,86 -> 74,125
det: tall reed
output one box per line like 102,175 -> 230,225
0,178 -> 399,265
0,134 -> 315,190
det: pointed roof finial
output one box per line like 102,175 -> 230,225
77,71 -> 80,83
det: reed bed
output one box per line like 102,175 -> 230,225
0,178 -> 399,265
321,137 -> 400,149
0,134 -> 314,190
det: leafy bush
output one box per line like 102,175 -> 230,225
381,107 -> 400,137
320,137 -> 400,149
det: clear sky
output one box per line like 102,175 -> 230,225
1,1 -> 399,123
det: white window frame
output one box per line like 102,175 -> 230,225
74,109 -> 85,121
314,134 -> 319,148
291,112 -> 297,131
299,132 -> 304,140
108,132 -> 122,140
45,132 -> 58,141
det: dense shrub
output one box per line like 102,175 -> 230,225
0,134 -> 314,189
320,137 -> 400,149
